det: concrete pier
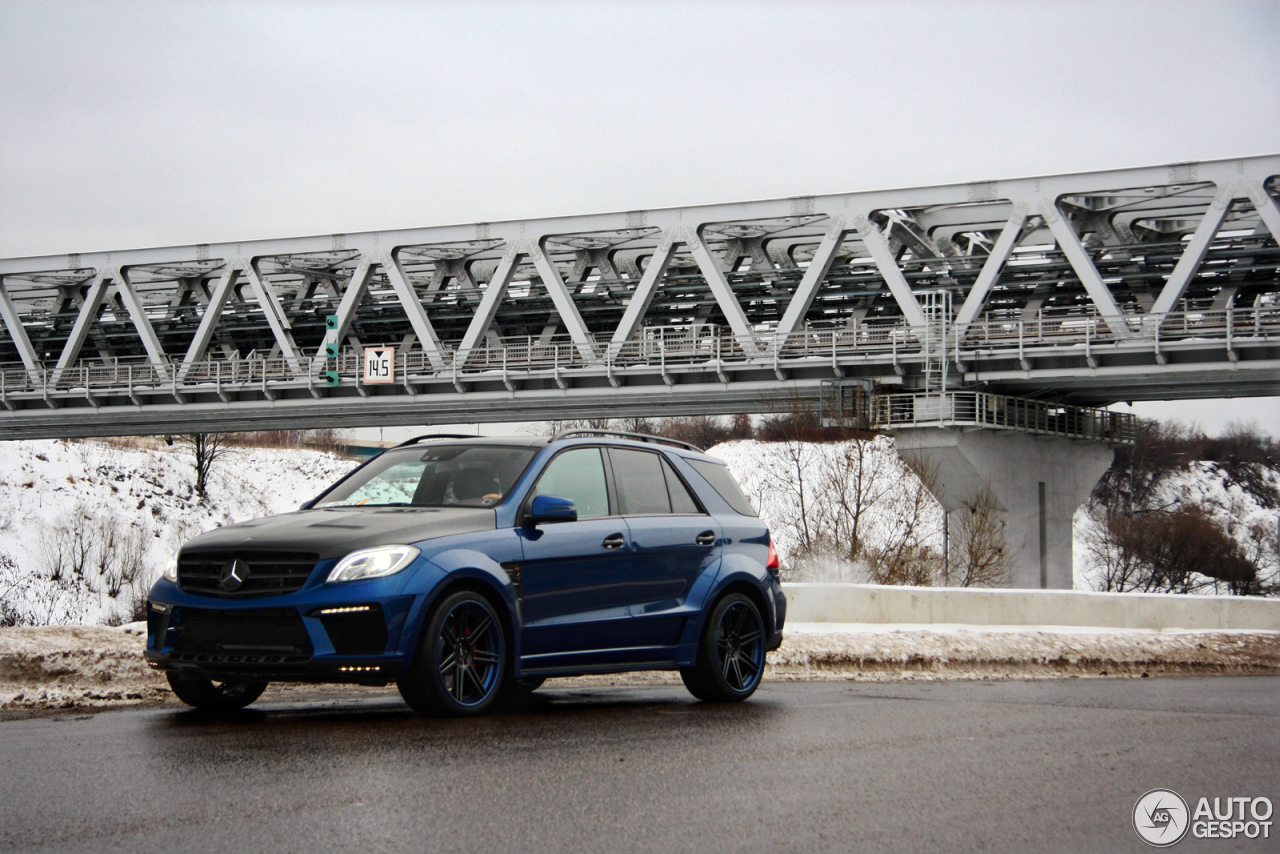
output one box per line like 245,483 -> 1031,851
893,428 -> 1115,589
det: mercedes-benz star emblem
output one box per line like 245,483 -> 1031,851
219,558 -> 250,592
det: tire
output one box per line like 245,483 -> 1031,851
166,672 -> 268,711
505,675 -> 546,695
680,592 -> 766,702
398,590 -> 506,716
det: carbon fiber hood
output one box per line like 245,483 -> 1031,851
179,507 -> 497,560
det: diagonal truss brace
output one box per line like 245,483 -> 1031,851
686,228 -> 762,356
855,216 -> 928,329
327,254 -> 375,354
456,247 -> 521,365
52,272 -> 111,382
178,265 -> 239,382
244,258 -> 302,369
114,267 -> 173,381
774,219 -> 847,339
1149,184 -> 1235,318
1248,179 -> 1280,239
530,239 -> 600,363
456,241 -> 601,368
384,251 -> 447,371
1041,200 -> 1132,339
953,205 -> 1031,340
0,276 -> 40,377
610,234 -> 679,349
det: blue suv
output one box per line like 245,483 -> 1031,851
145,431 -> 785,715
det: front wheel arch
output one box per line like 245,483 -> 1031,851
398,587 -> 508,716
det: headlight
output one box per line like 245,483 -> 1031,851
326,545 -> 420,583
163,554 -> 178,583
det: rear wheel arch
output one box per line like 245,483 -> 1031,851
697,577 -> 771,643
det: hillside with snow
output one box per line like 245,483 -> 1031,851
0,438 -> 359,626
1,432 -> 1275,628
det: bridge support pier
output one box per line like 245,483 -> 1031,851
893,428 -> 1115,590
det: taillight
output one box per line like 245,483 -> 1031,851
766,541 -> 779,572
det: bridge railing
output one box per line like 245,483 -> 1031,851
0,305 -> 1276,398
870,391 -> 1137,444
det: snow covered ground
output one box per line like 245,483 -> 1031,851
2,435 -> 1275,630
708,437 -> 1279,592
2,622 -> 1276,711
0,438 -> 358,626
1072,459 -> 1280,593
707,436 -> 944,583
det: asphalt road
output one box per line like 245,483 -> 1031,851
1,677 -> 1276,854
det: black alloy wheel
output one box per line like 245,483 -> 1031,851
165,672 -> 268,711
681,592 -> 766,702
398,590 -> 506,716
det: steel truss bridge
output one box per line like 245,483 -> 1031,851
0,155 -> 1277,439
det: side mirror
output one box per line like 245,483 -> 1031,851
527,494 -> 577,525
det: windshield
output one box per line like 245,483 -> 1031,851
315,445 -> 538,508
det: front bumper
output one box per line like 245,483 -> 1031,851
145,592 -> 419,685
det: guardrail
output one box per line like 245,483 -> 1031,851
870,391 -> 1137,443
0,305 -> 1276,401
782,583 -> 1280,631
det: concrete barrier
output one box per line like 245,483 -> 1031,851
781,583 -> 1280,631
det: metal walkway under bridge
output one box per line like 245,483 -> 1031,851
1,155 -> 1277,440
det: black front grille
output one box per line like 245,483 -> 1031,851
179,550 -> 319,599
172,606 -> 313,657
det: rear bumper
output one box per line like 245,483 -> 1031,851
767,574 -> 787,651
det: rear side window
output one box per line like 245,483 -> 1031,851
610,449 -> 672,515
662,457 -> 701,514
687,459 -> 756,516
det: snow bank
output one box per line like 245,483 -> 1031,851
0,623 -> 168,709
1073,460 -> 1280,593
3,624 -> 1276,711
769,624 -> 1280,681
706,436 -> 943,582
0,438 -> 359,626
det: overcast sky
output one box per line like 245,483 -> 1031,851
1,0 -> 1277,437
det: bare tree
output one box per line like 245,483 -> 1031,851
942,483 -> 1013,588
866,454 -> 944,586
179,433 -> 233,497
657,416 -> 731,451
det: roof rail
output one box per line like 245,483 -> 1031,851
549,429 -> 703,453
394,433 -> 479,448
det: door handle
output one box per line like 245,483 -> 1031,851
602,533 -> 626,550
696,531 -> 716,546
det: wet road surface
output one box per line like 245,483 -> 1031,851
1,676 -> 1276,853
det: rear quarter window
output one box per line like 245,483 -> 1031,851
687,459 -> 756,517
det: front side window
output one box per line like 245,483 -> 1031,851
316,445 -> 536,508
530,447 -> 610,518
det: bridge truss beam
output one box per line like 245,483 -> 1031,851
0,155 -> 1277,439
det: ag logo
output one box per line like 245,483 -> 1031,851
1134,789 -> 1190,847
219,558 -> 250,592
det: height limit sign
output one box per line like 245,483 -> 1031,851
362,347 -> 395,384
